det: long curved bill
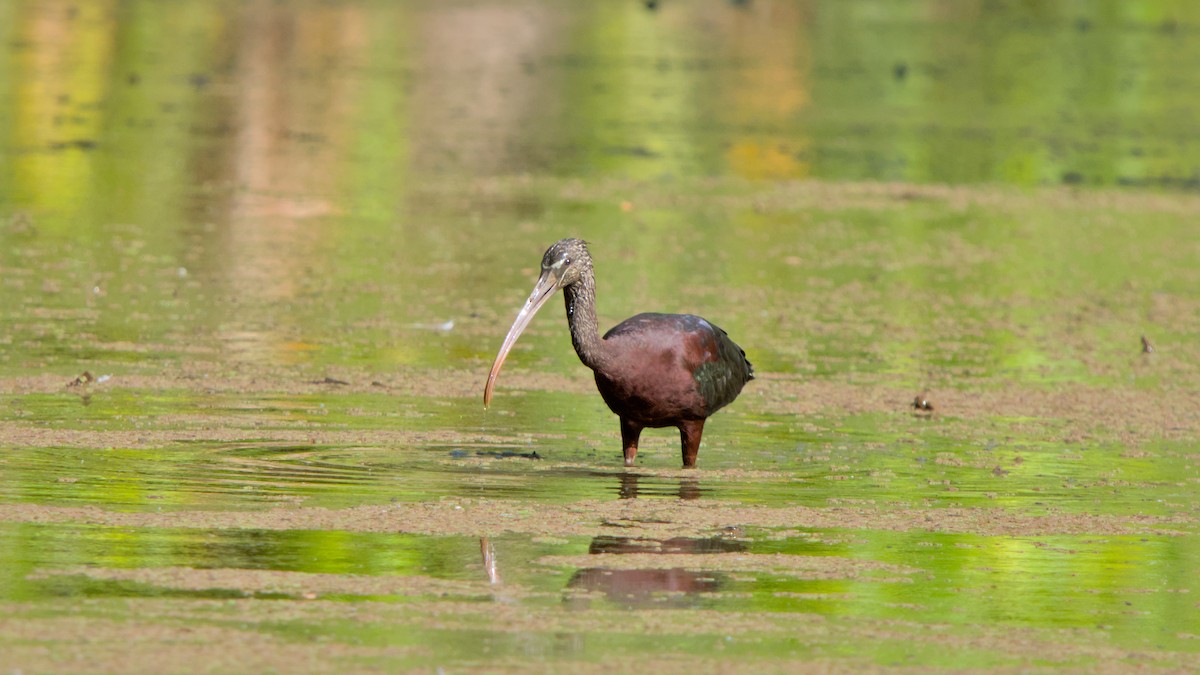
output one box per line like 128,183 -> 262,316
484,268 -> 561,407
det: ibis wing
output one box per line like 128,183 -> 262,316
604,313 -> 752,415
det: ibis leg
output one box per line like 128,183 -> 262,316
620,417 -> 643,467
679,419 -> 705,468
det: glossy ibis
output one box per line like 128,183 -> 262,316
484,238 -> 753,468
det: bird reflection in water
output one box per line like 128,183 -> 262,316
477,470 -> 739,608
477,530 -> 746,609
616,471 -> 703,500
564,535 -> 747,609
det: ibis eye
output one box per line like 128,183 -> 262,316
564,257 -> 571,265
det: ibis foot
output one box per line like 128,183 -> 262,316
621,417 -> 642,467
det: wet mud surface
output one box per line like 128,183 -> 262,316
2,176 -> 1200,671
0,496 -> 1189,539
2,175 -> 1199,672
3,303 -> 1199,672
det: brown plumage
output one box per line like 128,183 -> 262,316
484,238 -> 753,468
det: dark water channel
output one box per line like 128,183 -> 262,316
1,1 -> 1199,671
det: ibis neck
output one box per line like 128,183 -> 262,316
563,268 -> 608,371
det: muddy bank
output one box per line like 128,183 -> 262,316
2,595 -> 1193,674
3,366 -> 1196,451
0,498 -> 1187,538
29,566 -> 501,599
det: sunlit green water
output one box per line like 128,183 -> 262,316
1,0 -> 1199,671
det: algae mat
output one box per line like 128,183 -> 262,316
2,174 -> 1197,672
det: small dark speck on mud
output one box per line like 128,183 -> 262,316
67,371 -> 95,388
311,377 -> 350,386
475,450 -> 541,460
604,145 -> 659,157
283,129 -> 326,143
128,73 -> 140,85
188,73 -> 211,90
50,139 -> 97,151
893,62 -> 907,80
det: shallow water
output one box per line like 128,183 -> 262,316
2,0 -> 1200,672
